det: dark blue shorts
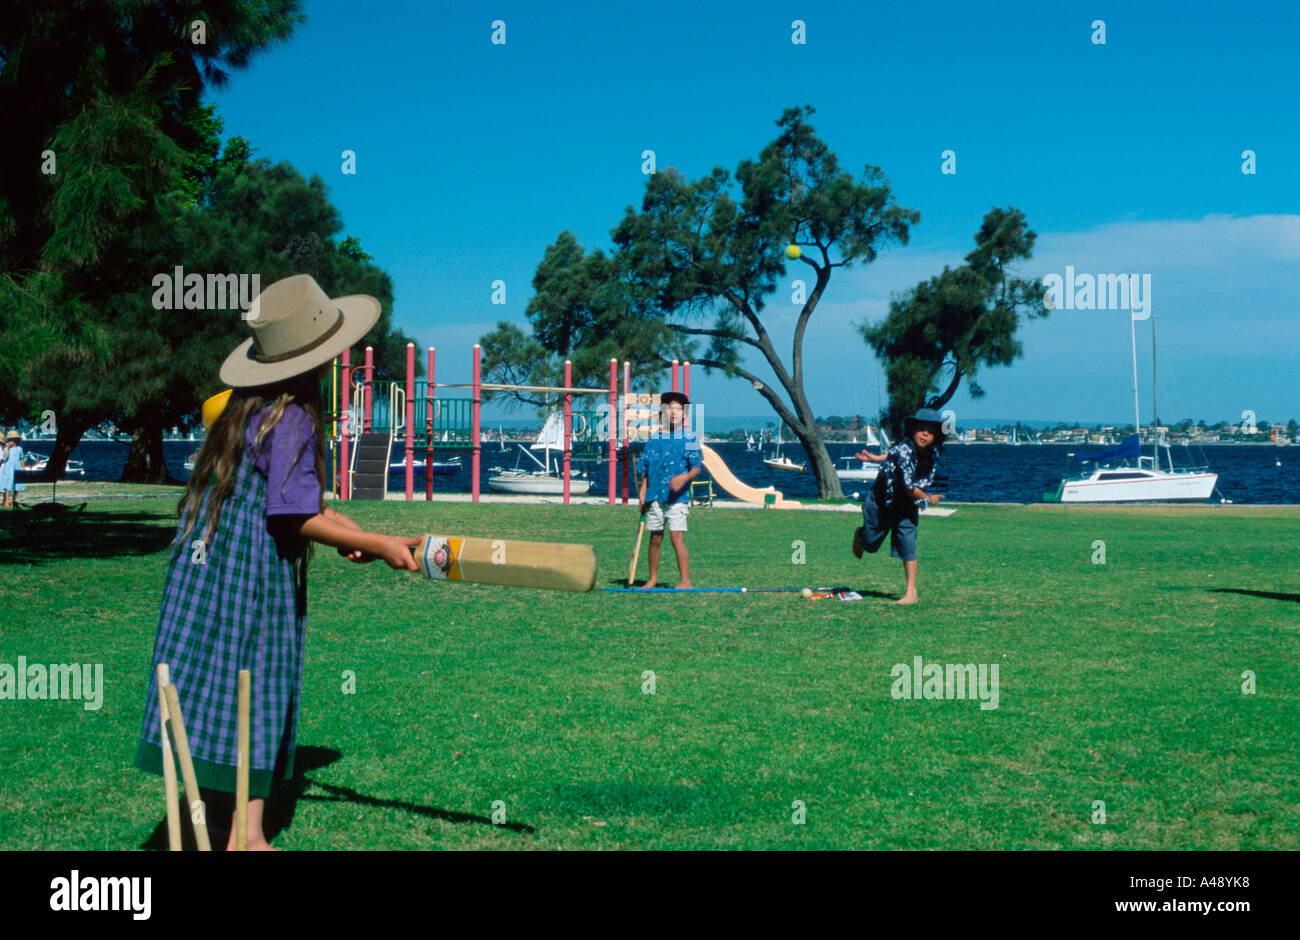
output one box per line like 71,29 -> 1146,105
861,499 -> 918,562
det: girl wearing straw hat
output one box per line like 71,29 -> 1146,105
1,430 -> 26,507
134,275 -> 422,850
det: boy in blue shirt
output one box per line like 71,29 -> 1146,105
637,392 -> 702,588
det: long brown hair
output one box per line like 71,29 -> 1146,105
178,370 -> 328,549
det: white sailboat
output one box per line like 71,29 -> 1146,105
1048,316 -> 1217,503
488,412 -> 591,495
836,425 -> 889,483
762,426 -> 805,472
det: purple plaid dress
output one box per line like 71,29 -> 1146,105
135,405 -> 321,797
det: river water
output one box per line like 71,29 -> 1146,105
23,440 -> 1298,504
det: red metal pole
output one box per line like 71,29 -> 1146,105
621,360 -> 630,505
340,350 -> 351,500
607,359 -> 617,505
404,342 -> 415,501
683,360 -> 692,435
364,346 -> 374,432
671,359 -> 679,393
472,344 -> 481,503
426,347 -> 434,501
563,359 -> 572,505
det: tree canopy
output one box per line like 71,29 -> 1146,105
0,1 -> 414,482
480,230 -> 682,408
860,207 -> 1048,437
482,106 -> 919,497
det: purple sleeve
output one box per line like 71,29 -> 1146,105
248,405 -> 322,516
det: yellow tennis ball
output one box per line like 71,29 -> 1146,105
801,587 -> 813,598
202,389 -> 233,429
785,245 -> 802,260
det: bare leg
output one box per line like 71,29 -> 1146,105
669,530 -> 691,589
226,797 -> 278,851
893,560 -> 918,604
644,532 -> 664,589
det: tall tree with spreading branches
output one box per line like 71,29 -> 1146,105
483,106 -> 919,496
860,207 -> 1048,437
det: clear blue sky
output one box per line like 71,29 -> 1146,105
208,0 -> 1299,427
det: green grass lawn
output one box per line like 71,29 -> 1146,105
1,498 -> 1297,850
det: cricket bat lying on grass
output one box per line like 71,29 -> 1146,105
415,535 -> 597,593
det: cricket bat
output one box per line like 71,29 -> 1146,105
416,535 -> 597,593
627,519 -> 646,587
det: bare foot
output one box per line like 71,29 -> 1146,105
642,580 -> 657,589
226,834 -> 279,851
676,582 -> 693,590
892,594 -> 918,605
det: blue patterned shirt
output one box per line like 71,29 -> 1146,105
637,430 -> 702,505
872,439 -> 937,511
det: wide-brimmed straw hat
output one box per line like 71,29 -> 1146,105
219,274 -> 380,388
4,430 -> 20,441
904,407 -> 946,443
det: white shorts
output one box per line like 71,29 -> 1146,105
645,500 -> 688,532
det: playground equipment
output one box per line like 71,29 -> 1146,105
330,347 -> 695,505
328,346 -> 807,510
699,445 -> 801,508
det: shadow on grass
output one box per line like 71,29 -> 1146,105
605,577 -> 896,600
1208,588 -> 1300,604
552,780 -> 707,815
0,509 -> 176,564
848,588 -> 900,600
141,745 -> 533,849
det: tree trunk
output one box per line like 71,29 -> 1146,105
927,368 -> 963,411
43,416 -> 91,482
120,416 -> 180,484
797,423 -> 843,499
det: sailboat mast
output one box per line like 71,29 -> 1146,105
1151,315 -> 1160,470
1129,311 -> 1141,452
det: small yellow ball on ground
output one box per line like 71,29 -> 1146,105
801,587 -> 813,598
785,245 -> 802,260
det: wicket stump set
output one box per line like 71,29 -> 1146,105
156,664 -> 251,851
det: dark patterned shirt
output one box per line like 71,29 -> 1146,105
872,439 -> 937,512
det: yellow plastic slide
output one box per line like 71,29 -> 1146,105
699,445 -> 801,508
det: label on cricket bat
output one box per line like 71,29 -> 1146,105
420,536 -> 464,581
417,534 -> 598,592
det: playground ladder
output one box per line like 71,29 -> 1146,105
347,383 -> 403,500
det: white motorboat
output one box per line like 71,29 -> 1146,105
388,455 -> 462,475
18,453 -> 86,478
836,459 -> 880,483
1048,315 -> 1217,503
489,412 -> 590,495
835,426 -> 889,483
